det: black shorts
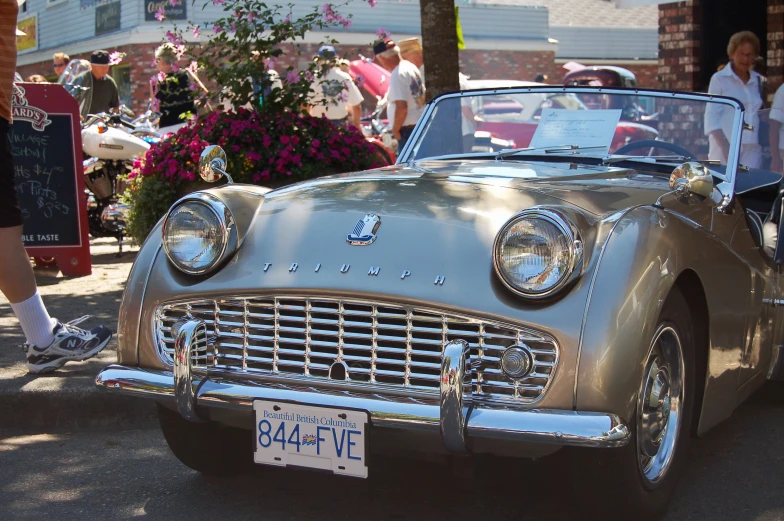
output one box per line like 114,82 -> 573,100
0,119 -> 23,228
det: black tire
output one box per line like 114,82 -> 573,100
568,287 -> 696,521
157,402 -> 253,476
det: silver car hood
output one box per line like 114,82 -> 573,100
176,159 -> 666,303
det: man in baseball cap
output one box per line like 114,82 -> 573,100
373,38 -> 425,152
76,49 -> 120,115
309,44 -> 364,130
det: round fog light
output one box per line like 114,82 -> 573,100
500,345 -> 534,379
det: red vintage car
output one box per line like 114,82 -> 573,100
466,79 -> 659,153
562,65 -> 659,128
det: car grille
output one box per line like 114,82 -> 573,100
155,296 -> 559,403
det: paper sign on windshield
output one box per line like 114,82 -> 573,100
529,109 -> 622,154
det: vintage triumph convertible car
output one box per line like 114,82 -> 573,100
97,87 -> 784,519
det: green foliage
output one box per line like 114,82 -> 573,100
167,0 -> 354,113
122,174 -> 179,246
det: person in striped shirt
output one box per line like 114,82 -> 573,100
0,0 -> 112,373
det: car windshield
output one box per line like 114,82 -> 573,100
405,88 -> 744,180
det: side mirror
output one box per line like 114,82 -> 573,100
199,145 -> 233,184
669,162 -> 723,206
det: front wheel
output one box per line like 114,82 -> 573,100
568,287 -> 695,521
157,403 -> 253,476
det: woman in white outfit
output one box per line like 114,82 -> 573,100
704,31 -> 764,168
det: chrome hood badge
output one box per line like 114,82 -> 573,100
347,214 -> 381,246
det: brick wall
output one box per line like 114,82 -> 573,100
17,43 -> 654,116
658,1 -> 701,92
458,50 -> 559,83
624,64 -> 659,89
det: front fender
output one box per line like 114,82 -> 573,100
575,205 -> 749,424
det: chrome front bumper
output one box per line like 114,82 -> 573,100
97,320 -> 629,451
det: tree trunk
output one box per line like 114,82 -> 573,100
419,0 -> 460,102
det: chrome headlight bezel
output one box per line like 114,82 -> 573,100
492,208 -> 584,300
162,193 -> 237,276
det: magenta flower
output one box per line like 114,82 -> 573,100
169,0 -> 180,6
155,7 -> 166,21
192,26 -> 201,38
213,24 -> 223,34
108,51 -> 125,66
376,28 -> 390,39
286,70 -> 299,84
368,0 -> 377,6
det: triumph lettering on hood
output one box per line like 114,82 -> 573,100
262,262 -> 446,285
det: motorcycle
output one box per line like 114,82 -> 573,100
360,97 -> 397,165
59,60 -> 151,254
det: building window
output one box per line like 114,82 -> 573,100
113,65 -> 131,109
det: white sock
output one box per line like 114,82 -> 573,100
10,292 -> 58,348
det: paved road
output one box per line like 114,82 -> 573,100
2,382 -> 783,521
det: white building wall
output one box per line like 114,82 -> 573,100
549,26 -> 658,60
18,0 -> 552,66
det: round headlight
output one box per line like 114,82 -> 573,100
493,209 -> 582,298
163,195 -> 234,275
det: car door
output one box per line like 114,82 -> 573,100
725,200 -> 779,386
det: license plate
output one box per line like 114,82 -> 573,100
253,400 -> 369,478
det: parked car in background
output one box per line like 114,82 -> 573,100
466,80 -> 658,153
563,64 -> 659,127
97,86 -> 784,521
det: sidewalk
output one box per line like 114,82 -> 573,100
0,238 -> 157,432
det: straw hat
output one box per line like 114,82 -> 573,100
398,38 -> 423,55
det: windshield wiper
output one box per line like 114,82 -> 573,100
496,144 -> 607,160
601,155 -> 721,166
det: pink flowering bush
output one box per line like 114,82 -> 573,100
124,0 -> 387,243
123,108 -> 386,243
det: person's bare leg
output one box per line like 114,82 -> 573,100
0,225 -> 36,303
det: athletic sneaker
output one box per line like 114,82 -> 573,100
25,316 -> 113,374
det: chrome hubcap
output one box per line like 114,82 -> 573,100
637,325 -> 684,486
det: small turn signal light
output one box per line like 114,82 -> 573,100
500,345 -> 534,380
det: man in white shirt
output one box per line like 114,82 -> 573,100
769,83 -> 784,173
373,38 -> 426,153
309,45 -> 364,130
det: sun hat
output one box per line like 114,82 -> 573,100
397,38 -> 422,55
